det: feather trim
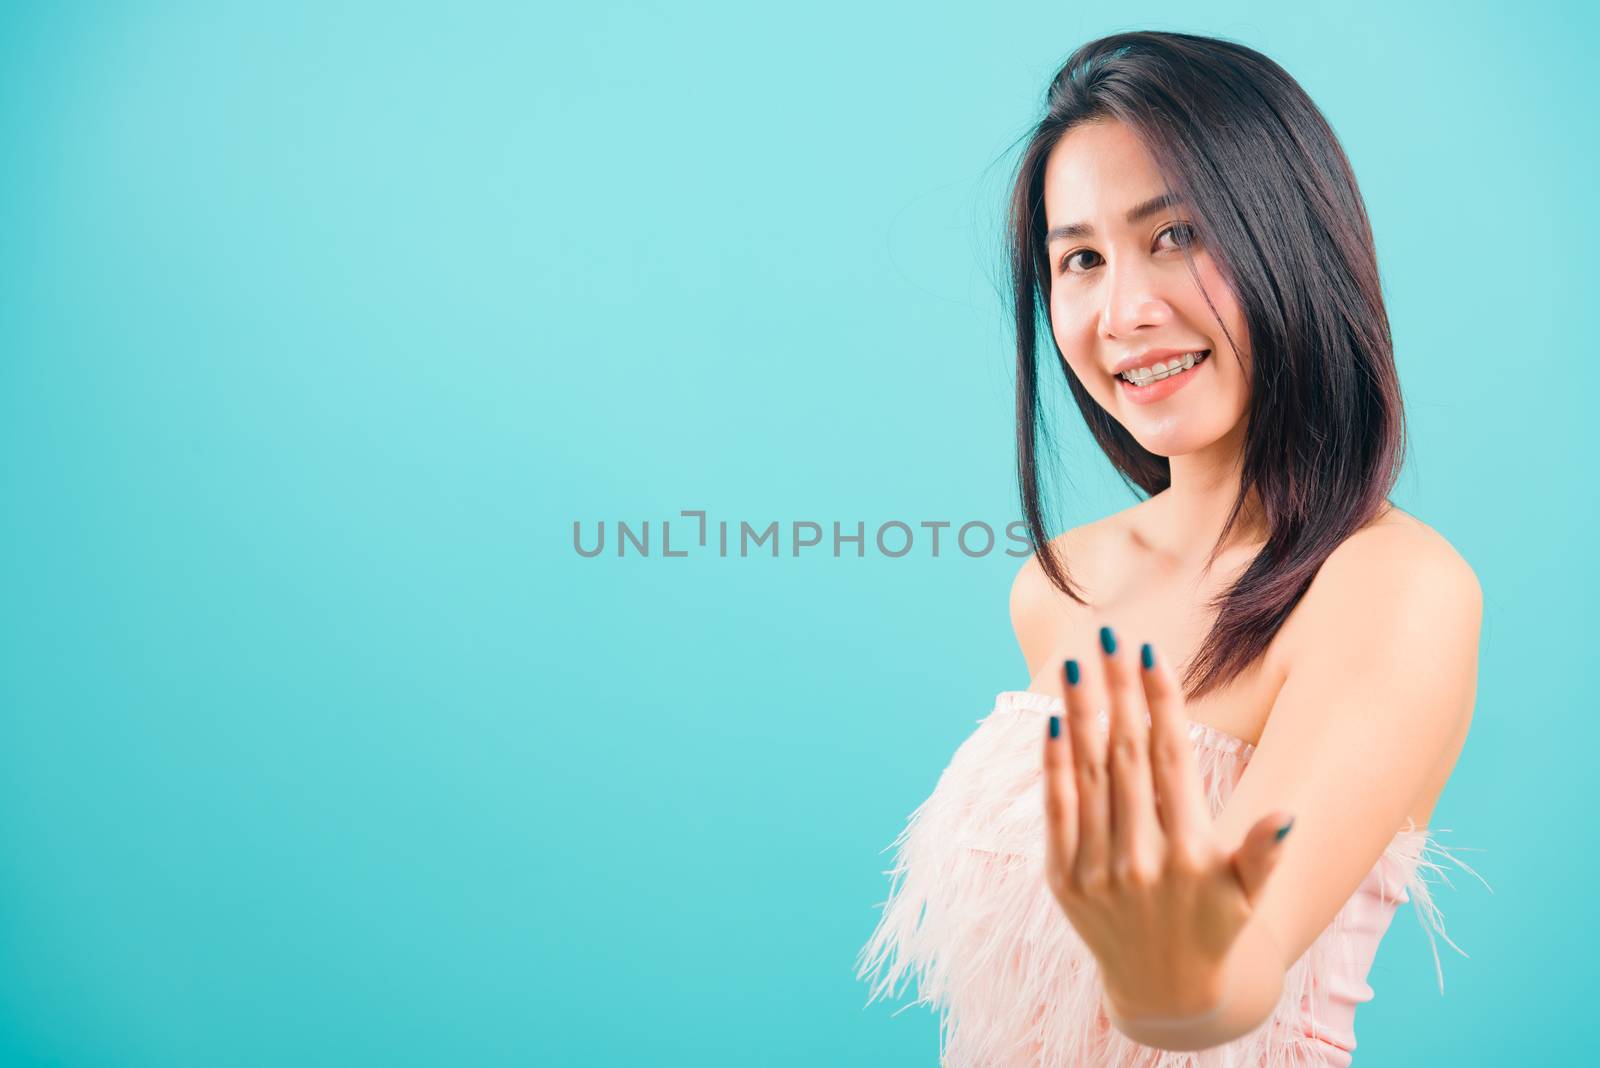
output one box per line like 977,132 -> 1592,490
857,691 -> 1489,1067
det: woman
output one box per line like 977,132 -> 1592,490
857,30 -> 1485,1067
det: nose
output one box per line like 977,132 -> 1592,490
1097,256 -> 1174,340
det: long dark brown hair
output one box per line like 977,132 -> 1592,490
1009,30 -> 1405,701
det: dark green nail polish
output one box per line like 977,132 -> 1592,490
1065,659 -> 1080,686
1099,626 -> 1117,654
1275,817 -> 1295,842
1049,714 -> 1060,739
1141,643 -> 1154,670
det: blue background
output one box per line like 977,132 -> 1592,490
1,2 -> 1588,1064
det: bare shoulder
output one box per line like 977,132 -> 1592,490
1009,504 -> 1144,666
1286,505 -> 1483,690
1260,505 -> 1484,832
1316,506 -> 1481,605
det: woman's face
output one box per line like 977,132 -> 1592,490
1042,119 -> 1251,457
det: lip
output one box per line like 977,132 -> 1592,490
1115,349 -> 1210,405
1109,347 -> 1209,377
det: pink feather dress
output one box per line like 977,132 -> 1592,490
857,689 -> 1484,1067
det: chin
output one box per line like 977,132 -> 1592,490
1114,398 -> 1247,458
1124,421 -> 1231,458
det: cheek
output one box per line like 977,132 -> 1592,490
1052,332 -> 1105,392
1182,263 -> 1252,383
1062,355 -> 1104,390
1217,348 -> 1252,412
1049,300 -> 1097,369
1190,261 -> 1249,354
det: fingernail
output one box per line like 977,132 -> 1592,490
1049,714 -> 1061,739
1099,626 -> 1117,654
1065,659 -> 1080,686
1275,817 -> 1295,842
1140,643 -> 1154,670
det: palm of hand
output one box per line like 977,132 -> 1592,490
1041,626 -> 1292,1019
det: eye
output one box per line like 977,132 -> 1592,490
1157,221 -> 1199,250
1056,221 -> 1200,275
1059,248 -> 1101,274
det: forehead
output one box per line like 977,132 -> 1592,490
1043,120 -> 1168,226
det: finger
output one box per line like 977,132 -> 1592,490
1139,639 -> 1210,846
1062,654 -> 1109,892
1042,710 -> 1079,887
1099,624 -> 1162,878
1230,811 -> 1295,905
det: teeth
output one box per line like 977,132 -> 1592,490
1121,351 -> 1205,385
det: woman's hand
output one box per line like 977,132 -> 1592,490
1041,625 -> 1295,1021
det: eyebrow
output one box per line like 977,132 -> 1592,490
1045,192 -> 1184,244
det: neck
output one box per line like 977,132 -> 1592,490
1153,418 -> 1267,562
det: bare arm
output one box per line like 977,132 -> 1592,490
1215,526 -> 1481,966
1112,525 -> 1481,1050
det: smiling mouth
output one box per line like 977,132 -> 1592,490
1116,350 -> 1210,387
